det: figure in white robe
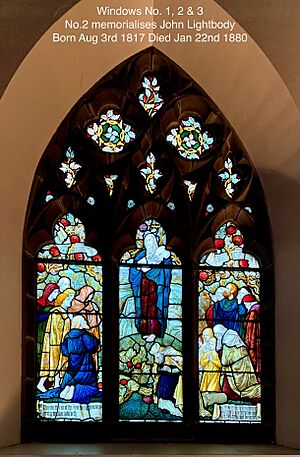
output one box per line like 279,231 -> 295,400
213,324 -> 261,401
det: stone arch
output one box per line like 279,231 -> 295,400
0,0 -> 299,448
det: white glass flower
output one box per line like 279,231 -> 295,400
140,152 -> 162,194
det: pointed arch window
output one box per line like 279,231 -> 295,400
23,48 -> 274,442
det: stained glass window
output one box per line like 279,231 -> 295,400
198,222 -> 261,423
166,116 -> 214,160
218,154 -> 242,198
23,48 -> 273,442
140,153 -> 162,194
59,147 -> 82,189
87,196 -> 95,206
86,109 -> 136,153
104,174 -> 118,196
138,75 -> 164,117
183,180 -> 197,201
45,191 -> 54,203
119,219 -> 182,421
127,199 -> 135,209
35,213 -> 102,421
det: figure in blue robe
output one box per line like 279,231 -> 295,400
37,316 -> 100,404
214,283 -> 247,338
129,233 -> 172,337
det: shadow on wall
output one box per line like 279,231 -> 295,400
0,0 -> 81,98
0,393 -> 21,447
259,169 -> 300,447
259,170 -> 300,248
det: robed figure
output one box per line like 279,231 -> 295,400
129,232 -> 172,337
68,285 -> 100,340
206,283 -> 247,338
243,294 -> 261,380
199,328 -> 222,393
150,342 -> 183,417
37,288 -> 76,392
38,315 -> 100,404
213,324 -> 261,401
59,315 -> 100,403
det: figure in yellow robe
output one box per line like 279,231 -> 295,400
199,327 -> 222,392
37,288 -> 76,392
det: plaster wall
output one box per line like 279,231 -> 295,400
0,0 -> 299,448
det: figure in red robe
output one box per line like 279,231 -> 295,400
129,233 -> 171,337
243,294 -> 261,381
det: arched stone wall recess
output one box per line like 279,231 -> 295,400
0,0 -> 299,448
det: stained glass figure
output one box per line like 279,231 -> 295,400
198,222 -> 261,423
218,154 -> 242,198
166,116 -> 214,160
138,75 -> 164,117
119,219 -> 183,421
86,109 -> 136,153
45,191 -> 54,203
183,180 -> 197,201
59,147 -> 82,188
104,174 -> 118,196
35,213 -> 102,421
38,213 -> 102,262
140,152 -> 162,194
